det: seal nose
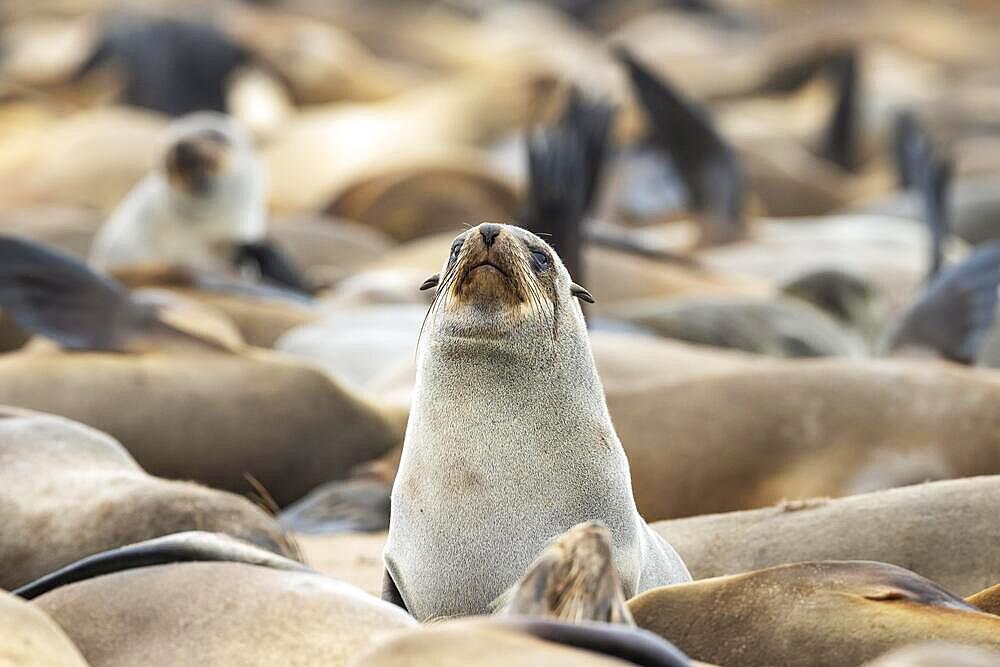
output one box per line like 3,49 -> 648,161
480,224 -> 502,248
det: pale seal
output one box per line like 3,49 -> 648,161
89,112 -> 266,274
382,222 -> 690,621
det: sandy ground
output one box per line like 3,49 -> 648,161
296,531 -> 387,596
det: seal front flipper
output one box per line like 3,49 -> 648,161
0,234 -> 149,351
232,240 -> 314,296
522,87 -> 615,285
615,47 -> 745,247
0,235 -> 242,353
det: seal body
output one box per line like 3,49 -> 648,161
90,112 -> 265,272
384,222 -> 689,621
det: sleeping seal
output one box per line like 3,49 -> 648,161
629,561 -> 1000,667
382,222 -> 690,621
0,408 -> 296,590
28,533 -> 416,667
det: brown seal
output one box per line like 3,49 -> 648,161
0,235 -> 403,506
654,475 -> 1000,598
629,561 -> 1000,667
32,535 -> 416,667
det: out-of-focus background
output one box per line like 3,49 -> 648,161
4,0 -> 1000,243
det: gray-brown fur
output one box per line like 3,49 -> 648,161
35,561 -> 416,667
0,410 -> 296,590
629,560 -> 1000,667
609,360 -> 1000,520
0,352 -> 403,507
384,222 -> 689,621
653,476 -> 1000,597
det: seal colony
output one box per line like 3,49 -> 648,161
8,1 -> 1000,665
383,222 -> 690,621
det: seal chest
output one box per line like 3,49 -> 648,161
383,222 -> 690,621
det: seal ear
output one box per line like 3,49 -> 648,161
0,235 -> 142,351
419,274 -> 440,291
570,283 -> 595,304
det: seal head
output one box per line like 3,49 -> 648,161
419,222 -> 592,345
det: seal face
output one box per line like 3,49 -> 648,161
423,223 -> 564,342
384,222 -> 689,622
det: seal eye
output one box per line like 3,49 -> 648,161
449,240 -> 463,266
531,250 -> 550,272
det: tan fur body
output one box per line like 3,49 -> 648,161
629,561 -> 1000,667
609,360 -> 1000,519
653,475 -> 1000,597
0,409 -> 294,590
863,642 -> 1000,667
0,589 -> 89,667
0,352 -> 403,506
36,561 -> 416,667
351,619 -> 649,667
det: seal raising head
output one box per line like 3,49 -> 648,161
417,222 -> 593,344
383,222 -> 690,622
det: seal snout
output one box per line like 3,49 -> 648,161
480,224 -> 502,248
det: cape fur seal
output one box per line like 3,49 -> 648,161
90,112 -> 266,274
629,560 -> 1000,667
357,521 -> 692,666
29,533 -> 416,667
0,588 -> 90,667
0,235 -> 403,506
382,222 -> 690,621
0,408 -> 296,591
653,475 -> 1000,597
606,359 -> 1000,520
